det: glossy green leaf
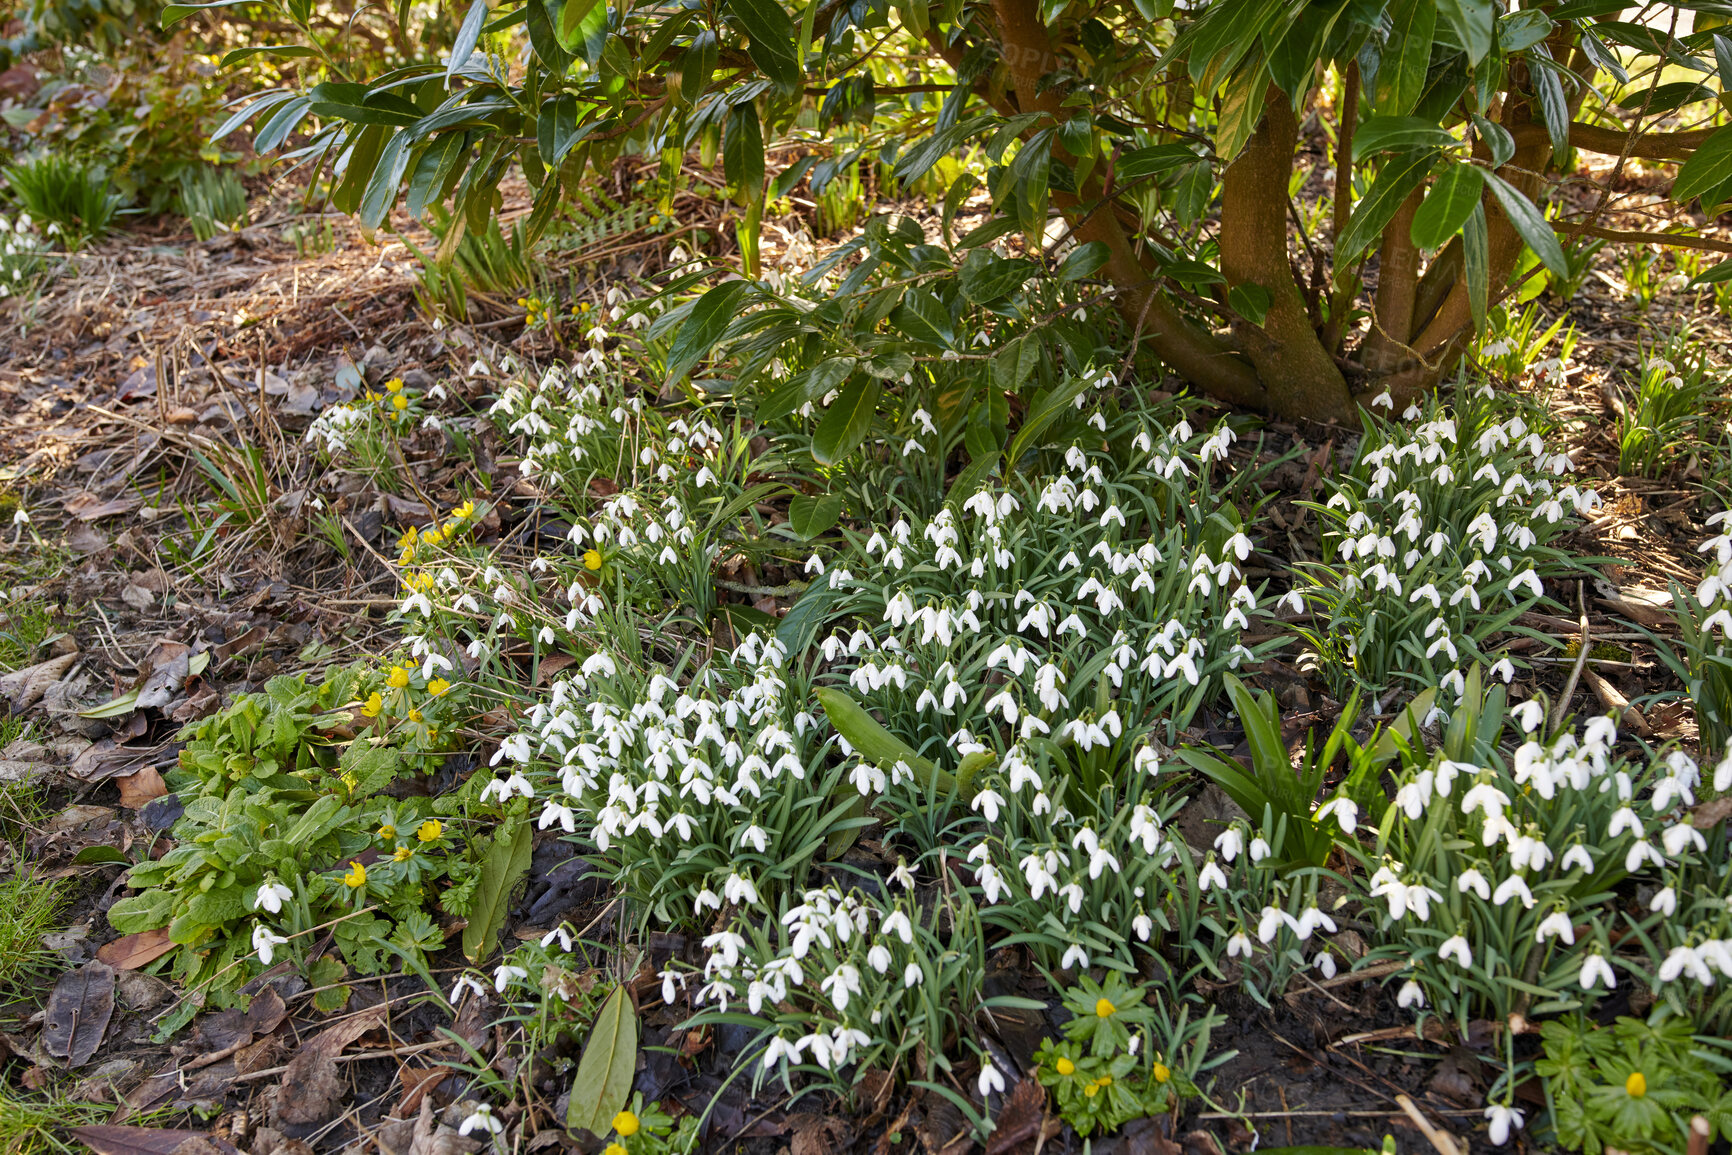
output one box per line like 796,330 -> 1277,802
756,356 -> 856,423
556,0 -> 602,52
1674,123 -> 1732,206
1335,149 -> 1434,270
1483,172 -> 1567,276
1374,0 -> 1434,116
1689,257 -> 1732,286
725,0 -> 802,96
811,378 -> 881,465
1410,162 -> 1484,249
1352,116 -> 1457,160
788,492 -> 845,539
664,279 -> 754,385
565,984 -> 638,1136
447,0 -> 490,80
1436,0 -> 1495,65
1057,241 -> 1109,281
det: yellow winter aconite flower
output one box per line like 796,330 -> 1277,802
378,823 -> 397,839
1626,1072 -> 1647,1098
427,678 -> 451,697
421,526 -> 444,546
1084,1083 -> 1099,1098
450,499 -> 475,521
343,860 -> 367,888
612,1111 -> 639,1137
408,708 -> 424,724
1096,1075 -> 1112,1087
605,1146 -> 627,1155
1055,1057 -> 1075,1076
392,394 -> 408,411
387,666 -> 410,689
583,549 -> 603,571
1151,1062 -> 1170,1084
417,819 -> 442,842
385,378 -> 403,393
360,692 -> 383,717
393,845 -> 413,862
1095,997 -> 1115,1018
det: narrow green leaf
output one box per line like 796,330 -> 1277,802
1335,149 -> 1435,270
447,0 -> 490,80
1410,162 -> 1484,249
664,279 -> 754,385
1352,116 -> 1458,160
565,984 -> 638,1136
1463,201 -> 1488,331
725,0 -> 802,96
1689,257 -> 1732,286
358,130 -> 412,230
814,687 -> 965,796
462,817 -> 534,964
1483,172 -> 1567,276
1374,0 -> 1434,115
1674,123 -> 1732,205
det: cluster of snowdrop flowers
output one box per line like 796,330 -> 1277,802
820,432 -> 1275,765
1295,390 -> 1599,698
304,401 -> 374,456
1693,511 -> 1732,637
489,635 -> 850,922
670,882 -> 997,1086
1356,707 -> 1717,1034
0,210 -> 48,298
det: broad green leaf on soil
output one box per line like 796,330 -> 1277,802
1335,149 -> 1435,271
462,816 -> 534,964
1410,161 -> 1484,249
566,984 -> 638,1135
663,279 -> 754,385
787,492 -> 845,539
107,890 -> 175,934
1673,123 -> 1732,205
1483,172 -> 1567,275
811,378 -> 881,465
815,687 -> 983,797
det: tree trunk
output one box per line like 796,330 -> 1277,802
1360,188 -> 1423,374
1218,87 -> 1354,422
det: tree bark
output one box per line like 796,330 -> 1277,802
989,0 -> 1268,410
1218,87 -> 1354,422
1360,188 -> 1423,374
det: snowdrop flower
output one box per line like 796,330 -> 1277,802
1535,909 -> 1575,944
493,964 -> 529,992
1397,980 -> 1425,1009
1510,699 -> 1545,733
450,974 -> 488,1003
1227,931 -> 1254,958
1439,935 -> 1473,968
254,882 -> 293,914
252,923 -> 289,966
978,1061 -> 1005,1097
1061,943 -> 1089,969
1650,887 -> 1677,917
904,962 -> 924,988
541,926 -> 575,952
1657,945 -> 1713,985
1198,859 -> 1228,892
459,1104 -> 505,1136
1315,796 -> 1358,834
723,873 -> 760,906
1579,952 -> 1616,990
1484,1104 -> 1524,1146
1214,827 -> 1245,862
1493,875 -> 1535,909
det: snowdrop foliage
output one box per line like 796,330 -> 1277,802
1295,390 -> 1598,696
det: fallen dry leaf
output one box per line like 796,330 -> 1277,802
114,766 -> 169,809
68,1126 -> 241,1155
64,493 -> 142,522
0,652 -> 79,712
983,1077 -> 1045,1155
272,1004 -> 387,1126
97,928 -> 177,970
43,960 -> 115,1068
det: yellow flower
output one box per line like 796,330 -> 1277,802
584,549 -> 603,571
517,297 -> 528,307
451,499 -> 475,521
613,1111 -> 640,1137
408,708 -> 424,724
360,692 -> 383,718
1626,1072 -> 1646,1098
1152,1062 -> 1170,1084
378,823 -> 397,839
392,394 -> 408,411
417,819 -> 442,842
387,666 -> 410,689
393,845 -> 413,862
605,1146 -> 627,1155
421,527 -> 444,546
385,378 -> 403,393
1096,1075 -> 1112,1087
343,860 -> 367,888
1084,1083 -> 1099,1098
397,527 -> 419,552
578,301 -> 591,311
1055,1057 -> 1075,1076
427,678 -> 451,697
1095,998 -> 1115,1018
